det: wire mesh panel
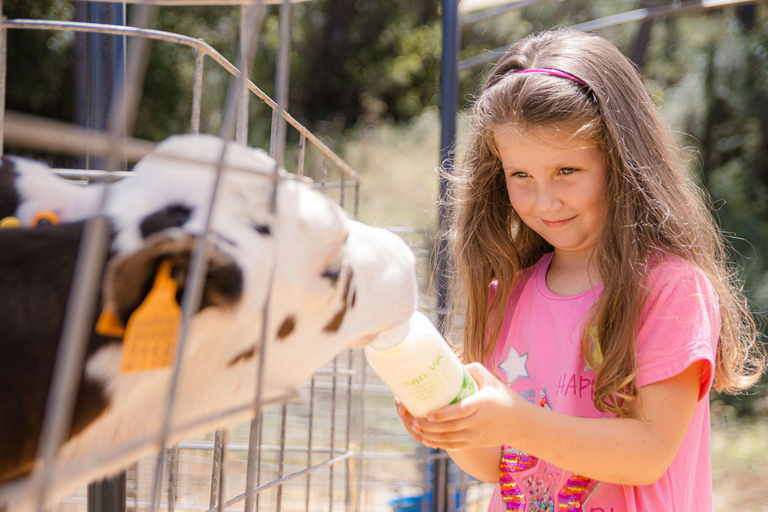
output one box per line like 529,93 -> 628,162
0,2 -> 365,512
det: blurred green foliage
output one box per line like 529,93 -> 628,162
3,0 -> 767,414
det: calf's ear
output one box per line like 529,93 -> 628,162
101,231 -> 243,329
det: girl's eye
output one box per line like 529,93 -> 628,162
559,167 -> 578,175
510,171 -> 530,178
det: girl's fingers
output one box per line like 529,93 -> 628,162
423,440 -> 470,450
424,398 -> 477,423
418,428 -> 473,446
413,416 -> 469,434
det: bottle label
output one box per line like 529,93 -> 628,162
450,368 -> 478,404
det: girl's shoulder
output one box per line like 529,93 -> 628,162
641,252 -> 719,317
645,253 -> 714,290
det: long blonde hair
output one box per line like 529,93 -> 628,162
448,29 -> 765,417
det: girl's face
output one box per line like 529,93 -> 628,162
495,124 -> 608,261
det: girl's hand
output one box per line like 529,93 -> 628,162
411,362 -> 527,450
394,397 -> 426,445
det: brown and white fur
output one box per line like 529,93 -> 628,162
0,135 -> 417,512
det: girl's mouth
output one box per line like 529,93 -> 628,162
541,216 -> 576,229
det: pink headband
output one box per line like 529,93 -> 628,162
512,68 -> 587,87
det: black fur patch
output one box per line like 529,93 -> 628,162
0,158 -> 21,220
140,204 -> 193,239
0,222 -> 115,484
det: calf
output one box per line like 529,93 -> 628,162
0,135 -> 417,511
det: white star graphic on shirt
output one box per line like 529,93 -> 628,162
498,346 -> 530,384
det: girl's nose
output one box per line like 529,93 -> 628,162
534,183 -> 562,213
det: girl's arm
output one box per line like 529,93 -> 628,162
412,361 -> 704,486
444,447 -> 501,483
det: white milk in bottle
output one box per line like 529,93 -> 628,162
364,311 -> 477,418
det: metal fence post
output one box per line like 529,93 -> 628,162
88,472 -> 127,512
436,0 -> 459,511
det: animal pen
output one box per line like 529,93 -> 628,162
0,1 -> 489,512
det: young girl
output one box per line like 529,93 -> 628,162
396,29 -> 766,511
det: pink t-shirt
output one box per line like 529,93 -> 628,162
485,252 -> 719,512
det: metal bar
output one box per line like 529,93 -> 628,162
206,451 -> 357,512
74,0 -> 311,4
251,416 -> 263,512
329,357 -> 338,512
168,446 -> 179,512
435,0 -> 459,510
177,441 -> 347,454
269,104 -> 279,158
297,133 -> 306,175
355,351 -> 366,512
243,3 -> 277,511
105,5 -> 157,172
354,182 -> 359,220
344,351 -> 353,511
87,472 -> 127,512
216,430 -> 228,512
209,431 -> 224,510
459,0 -> 547,27
191,49 -> 204,134
0,0 -> 6,156
32,215 -> 113,512
236,7 -> 250,144
4,110 -> 156,162
129,463 -> 138,512
304,377 -> 316,512
220,3 -> 264,142
274,0 -> 293,167
275,404 -> 288,512
2,18 -> 363,183
115,1 -> 128,173
321,157 -> 327,188
47,142 -> 303,181
458,0 -> 761,70
310,182 -> 356,190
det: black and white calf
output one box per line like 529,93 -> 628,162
0,135 -> 417,511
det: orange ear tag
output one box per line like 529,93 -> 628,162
0,216 -> 21,228
120,259 -> 182,373
96,305 -> 126,338
32,210 -> 60,227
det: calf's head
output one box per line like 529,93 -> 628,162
101,134 -> 418,397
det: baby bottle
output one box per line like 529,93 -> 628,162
364,311 -> 477,418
